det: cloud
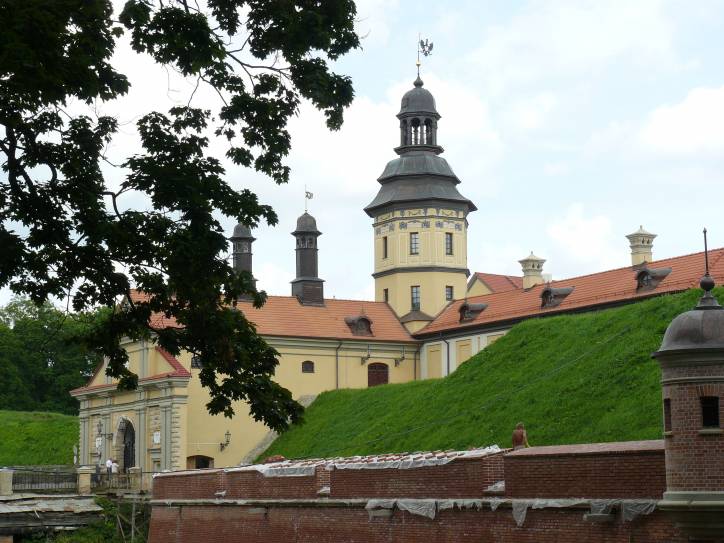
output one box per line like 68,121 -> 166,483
546,203 -> 623,275
467,0 -> 674,95
638,85 -> 724,155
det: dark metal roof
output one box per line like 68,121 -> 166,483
292,212 -> 321,235
654,275 -> 724,354
231,223 -> 254,239
364,172 -> 477,215
399,76 -> 438,117
378,150 -> 457,181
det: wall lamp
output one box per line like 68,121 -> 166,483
220,430 -> 231,451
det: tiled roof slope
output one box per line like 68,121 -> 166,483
128,291 -> 414,343
419,248 -> 724,336
471,272 -> 523,293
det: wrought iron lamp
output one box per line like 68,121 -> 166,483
220,430 -> 231,451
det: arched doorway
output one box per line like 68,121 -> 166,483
368,363 -> 389,387
115,418 -> 135,472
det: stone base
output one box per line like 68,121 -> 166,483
659,492 -> 724,540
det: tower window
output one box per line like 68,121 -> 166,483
411,286 -> 420,311
301,361 -> 315,374
701,396 -> 720,428
663,398 -> 672,432
383,288 -> 389,303
382,236 -> 388,259
445,286 -> 454,301
445,233 -> 453,255
410,232 -> 419,255
191,355 -> 203,369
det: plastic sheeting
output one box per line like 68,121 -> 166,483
489,497 -> 504,511
329,445 -> 502,472
589,499 -> 657,521
438,499 -> 484,512
231,464 -> 318,478
511,500 -> 529,527
397,499 -> 437,520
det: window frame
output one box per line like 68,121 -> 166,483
701,396 -> 720,428
445,285 -> 454,301
663,398 -> 672,433
409,232 -> 420,255
445,232 -> 453,256
382,236 -> 388,259
383,288 -> 389,303
301,360 -> 315,374
411,285 -> 421,311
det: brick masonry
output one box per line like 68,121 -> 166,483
148,441 -> 697,542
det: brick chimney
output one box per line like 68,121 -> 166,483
652,269 -> 724,538
519,252 -> 546,289
626,225 -> 656,266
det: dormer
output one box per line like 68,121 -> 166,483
635,267 -> 672,292
541,286 -> 574,309
459,302 -> 488,322
344,316 -> 373,336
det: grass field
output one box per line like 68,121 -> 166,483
260,288 -> 717,460
0,410 -> 77,466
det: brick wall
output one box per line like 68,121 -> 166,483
149,503 -> 686,543
504,441 -> 666,499
329,453 -> 505,498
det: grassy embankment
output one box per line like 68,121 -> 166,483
0,410 -> 77,466
261,288 -> 718,460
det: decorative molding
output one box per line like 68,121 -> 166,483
372,266 -> 470,279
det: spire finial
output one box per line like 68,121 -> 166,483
697,227 -> 720,309
417,35 -> 433,79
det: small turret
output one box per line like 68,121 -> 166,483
230,223 -> 256,291
291,212 -> 324,305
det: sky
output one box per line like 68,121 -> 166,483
4,0 -> 724,305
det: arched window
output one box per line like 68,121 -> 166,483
368,363 -> 389,387
424,119 -> 434,144
302,360 -> 315,374
411,118 -> 421,144
401,120 -> 409,145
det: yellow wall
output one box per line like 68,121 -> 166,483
466,277 -> 493,297
456,339 -> 472,364
373,207 -> 469,321
425,344 -> 442,379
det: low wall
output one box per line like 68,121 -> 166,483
504,440 -> 666,499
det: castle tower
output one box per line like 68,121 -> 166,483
519,252 -> 546,289
291,212 -> 324,305
626,225 -> 656,266
365,76 -> 476,333
230,223 -> 256,290
652,260 -> 724,538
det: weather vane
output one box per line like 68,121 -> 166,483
417,34 -> 434,76
304,185 -> 313,213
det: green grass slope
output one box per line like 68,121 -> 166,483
262,288 -> 720,460
0,410 -> 77,466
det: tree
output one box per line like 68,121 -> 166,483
0,0 -> 360,430
0,298 -> 101,414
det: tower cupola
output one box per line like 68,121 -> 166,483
397,76 -> 441,152
519,252 -> 546,289
626,225 -> 656,266
291,212 -> 324,305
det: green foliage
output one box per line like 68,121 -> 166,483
0,0 -> 359,430
261,289 -> 718,460
0,410 -> 78,465
0,298 -> 102,414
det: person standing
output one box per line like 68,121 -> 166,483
512,422 -> 530,450
105,458 -> 113,479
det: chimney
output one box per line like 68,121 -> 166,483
519,252 -> 546,289
291,212 -> 324,305
626,225 -> 656,266
230,223 -> 256,288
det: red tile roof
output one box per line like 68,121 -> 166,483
127,291 -> 414,343
470,272 -> 523,293
419,248 -> 724,336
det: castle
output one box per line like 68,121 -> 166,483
71,76 -> 724,475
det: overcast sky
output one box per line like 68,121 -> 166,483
4,0 -> 724,306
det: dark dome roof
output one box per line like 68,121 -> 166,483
399,76 -> 438,116
655,279 -> 724,353
293,212 -> 320,234
231,223 -> 253,239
